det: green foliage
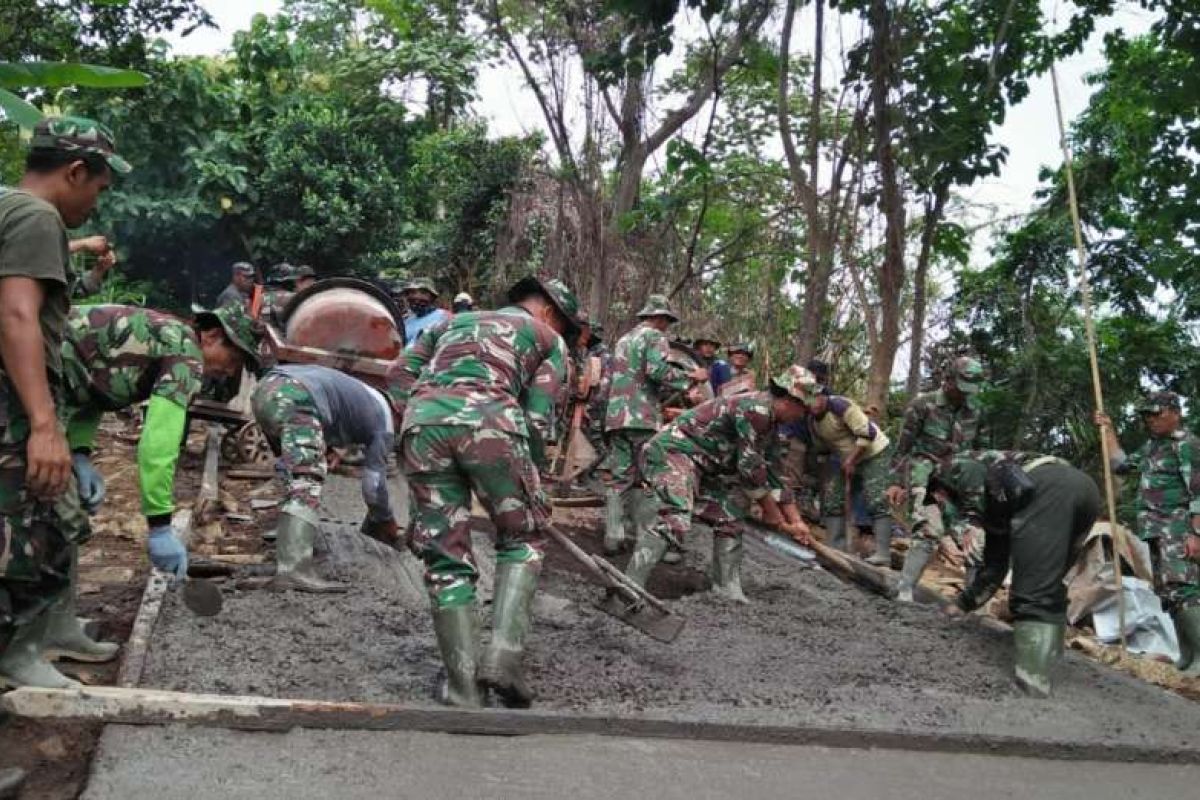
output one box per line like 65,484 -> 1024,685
68,2 -> 535,308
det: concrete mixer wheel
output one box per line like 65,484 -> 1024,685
222,422 -> 275,467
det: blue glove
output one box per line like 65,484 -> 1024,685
71,452 -> 106,514
148,524 -> 188,580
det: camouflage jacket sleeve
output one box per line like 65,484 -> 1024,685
389,319 -> 445,407
1110,439 -> 1144,475
733,405 -> 775,501
522,332 -> 568,461
1179,436 -> 1200,516
889,396 -> 927,474
644,331 -> 692,394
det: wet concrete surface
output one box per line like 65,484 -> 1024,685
84,725 -> 1200,800
139,476 -> 1200,754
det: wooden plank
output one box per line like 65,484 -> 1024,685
3,686 -> 1195,765
115,573 -> 169,689
194,427 -> 222,523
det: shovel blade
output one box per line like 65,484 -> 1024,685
595,595 -> 685,643
182,579 -> 224,617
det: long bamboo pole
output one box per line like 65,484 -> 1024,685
1049,63 -> 1128,651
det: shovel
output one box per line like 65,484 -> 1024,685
542,523 -> 685,643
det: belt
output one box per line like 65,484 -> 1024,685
1024,455 -> 1068,472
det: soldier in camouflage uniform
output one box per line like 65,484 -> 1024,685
260,262 -> 296,329
51,303 -> 261,663
932,450 -> 1101,696
294,264 -> 317,293
613,365 -> 813,604
392,276 -> 579,708
252,364 -> 400,593
579,318 -> 611,482
789,379 -> 895,559
1098,392 -> 1200,675
0,116 -> 128,689
886,356 -> 985,601
602,295 -> 708,554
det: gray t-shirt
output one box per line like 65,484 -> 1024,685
274,364 -> 395,519
216,283 -> 248,308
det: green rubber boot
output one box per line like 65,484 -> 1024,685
1012,620 -> 1064,698
710,535 -> 749,604
822,516 -> 847,552
479,560 -> 541,708
1172,604 -> 1200,677
602,488 -> 625,555
432,602 -> 483,707
896,538 -> 934,602
865,517 -> 893,567
0,613 -> 82,690
624,527 -> 669,590
271,507 -> 349,593
42,544 -> 119,663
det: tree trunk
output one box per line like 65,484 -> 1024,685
866,0 -> 906,412
904,185 -> 948,397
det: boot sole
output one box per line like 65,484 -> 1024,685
44,646 -> 120,664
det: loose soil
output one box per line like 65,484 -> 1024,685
140,475 -> 1200,755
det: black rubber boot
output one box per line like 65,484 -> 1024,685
1172,604 -> 1200,676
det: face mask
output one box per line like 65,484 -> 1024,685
452,302 -> 471,313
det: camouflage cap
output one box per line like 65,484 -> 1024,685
771,364 -> 820,403
507,275 -> 582,338
194,302 -> 262,368
402,277 -> 439,298
231,261 -> 255,276
636,294 -> 679,322
267,262 -> 296,286
30,115 -> 131,175
727,342 -> 755,358
948,355 -> 984,394
294,264 -> 316,279
1139,391 -> 1182,415
690,326 -> 722,347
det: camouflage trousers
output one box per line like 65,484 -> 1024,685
0,441 -> 90,635
403,425 -> 547,608
606,429 -> 653,495
900,459 -> 946,540
252,373 -> 326,513
641,449 -> 744,549
1144,531 -> 1200,607
821,445 -> 893,521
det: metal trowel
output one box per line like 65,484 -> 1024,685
180,576 -> 224,616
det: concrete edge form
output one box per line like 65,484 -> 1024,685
6,686 -> 1198,766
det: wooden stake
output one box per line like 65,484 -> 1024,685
1050,63 -> 1128,652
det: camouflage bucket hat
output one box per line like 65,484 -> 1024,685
30,115 -> 131,175
268,262 -> 296,286
949,355 -> 984,394
507,275 -> 582,337
771,364 -> 819,403
1139,391 -> 1181,415
402,277 -> 439,298
727,342 -> 755,358
195,303 -> 262,368
691,326 -> 721,347
636,294 -> 679,322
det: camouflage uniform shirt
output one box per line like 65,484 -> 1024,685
643,392 -> 791,504
1113,431 -> 1200,541
395,306 -> 568,460
890,389 -> 980,486
62,305 -> 204,412
604,322 -> 694,433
